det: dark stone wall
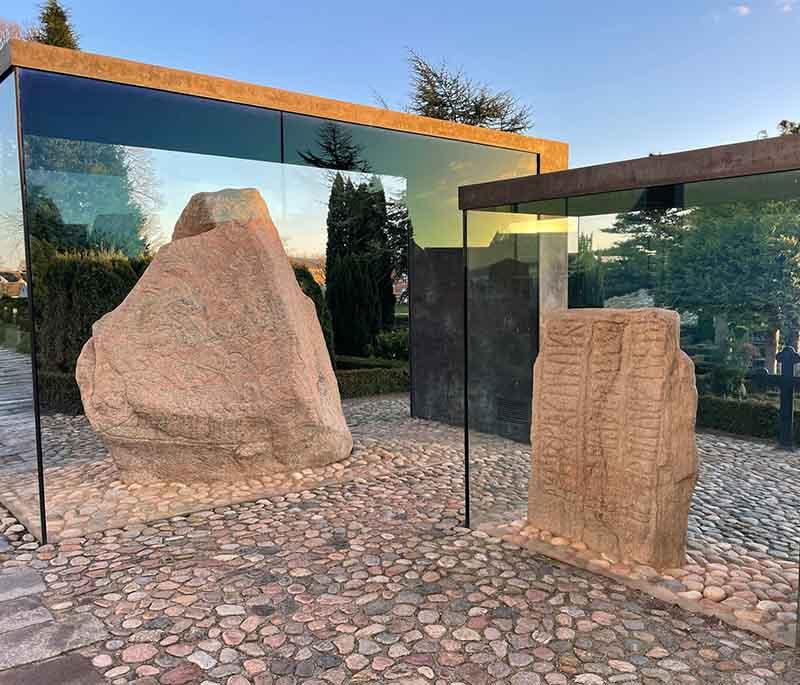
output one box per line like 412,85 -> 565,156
410,236 -> 540,444
409,245 -> 464,427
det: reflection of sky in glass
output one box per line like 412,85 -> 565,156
284,114 -> 539,249
0,76 -> 25,271
26,143 -> 407,258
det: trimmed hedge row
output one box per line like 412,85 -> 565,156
46,369 -> 791,439
336,367 -> 410,399
335,355 -> 407,371
38,370 -> 83,415
39,366 -> 410,414
696,394 -> 795,442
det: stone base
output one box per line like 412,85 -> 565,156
491,518 -> 798,648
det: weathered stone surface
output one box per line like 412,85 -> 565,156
0,596 -> 52,634
528,308 -> 697,569
76,188 -> 352,483
0,614 -> 107,670
0,567 -> 45,602
0,655 -> 104,685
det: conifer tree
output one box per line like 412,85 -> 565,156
327,255 -> 381,356
32,0 -> 79,49
324,173 -> 350,279
299,122 -> 370,172
364,177 -> 395,327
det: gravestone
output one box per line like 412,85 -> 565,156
528,308 -> 697,569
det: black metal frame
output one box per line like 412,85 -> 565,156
12,67 -> 47,543
462,210 -> 470,529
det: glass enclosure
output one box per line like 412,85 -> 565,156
0,67 -> 540,541
0,72 -> 40,537
465,169 -> 800,645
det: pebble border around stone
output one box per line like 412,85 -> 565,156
491,520 -> 798,648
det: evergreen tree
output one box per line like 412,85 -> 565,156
293,265 -> 335,362
324,173 -> 349,282
406,50 -> 532,133
32,0 -> 79,49
364,176 -> 395,327
386,191 -> 411,283
603,206 -> 686,303
568,234 -> 605,308
327,255 -> 381,356
25,137 -> 148,258
299,122 -> 370,172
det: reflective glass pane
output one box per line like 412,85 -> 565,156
467,171 -> 800,645
285,113 -> 540,432
20,70 -> 282,161
0,73 -> 40,539
465,208 -> 567,527
24,83 -> 407,539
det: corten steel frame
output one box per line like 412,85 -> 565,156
0,40 -> 568,167
459,135 -> 800,210
0,40 -> 568,544
459,136 -> 800,647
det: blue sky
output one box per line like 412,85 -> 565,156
3,0 -> 799,167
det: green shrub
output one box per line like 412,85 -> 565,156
293,265 -> 334,362
696,394 -> 800,442
32,244 -> 148,376
368,328 -> 409,361
336,367 -> 409,399
327,255 -> 381,357
16,333 -> 31,355
335,355 -> 407,370
37,370 -> 83,414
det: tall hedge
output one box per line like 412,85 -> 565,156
327,255 -> 381,356
33,244 -> 147,375
293,265 -> 334,362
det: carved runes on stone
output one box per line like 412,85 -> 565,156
528,309 -> 697,570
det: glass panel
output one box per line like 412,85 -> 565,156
20,70 -> 282,161
285,113 -> 540,434
467,172 -> 800,646
23,134 -> 407,539
465,208 -> 568,527
18,69 -> 540,540
0,72 -> 40,540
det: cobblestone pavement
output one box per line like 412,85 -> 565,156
1,481 -> 799,684
0,397 -> 797,684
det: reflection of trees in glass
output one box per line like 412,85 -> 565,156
293,265 -> 334,361
662,201 -> 800,369
25,137 -> 157,258
569,234 -> 604,308
602,207 -> 687,304
33,247 -> 149,376
386,189 -> 411,283
327,254 -> 380,356
324,172 -> 408,353
24,136 -> 160,408
602,195 -> 800,379
0,133 -> 24,267
299,122 -> 370,172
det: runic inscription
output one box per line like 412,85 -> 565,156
528,309 -> 697,569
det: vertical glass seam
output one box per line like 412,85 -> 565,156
462,209 -> 470,529
14,68 -> 48,544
